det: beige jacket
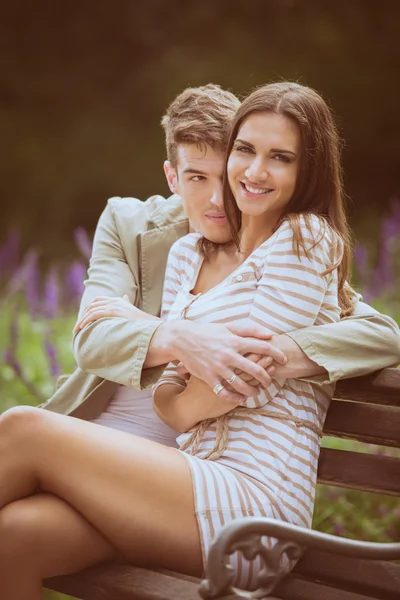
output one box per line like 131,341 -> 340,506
41,195 -> 400,420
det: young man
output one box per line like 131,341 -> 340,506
41,84 -> 400,428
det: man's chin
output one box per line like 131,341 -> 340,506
199,228 -> 232,245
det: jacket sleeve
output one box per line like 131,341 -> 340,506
287,304 -> 400,385
72,198 -> 164,390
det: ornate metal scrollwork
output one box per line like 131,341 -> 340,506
199,526 -> 303,599
199,516 -> 400,599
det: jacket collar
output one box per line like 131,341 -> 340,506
148,193 -> 188,229
140,197 -> 189,314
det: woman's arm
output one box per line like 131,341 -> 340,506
153,376 -> 241,433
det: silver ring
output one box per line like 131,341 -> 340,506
226,374 -> 237,385
213,383 -> 225,396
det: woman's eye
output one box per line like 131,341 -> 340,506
233,146 -> 253,154
273,154 -> 291,163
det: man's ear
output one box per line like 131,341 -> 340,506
164,160 -> 179,194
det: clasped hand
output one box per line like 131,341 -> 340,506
73,295 -> 157,332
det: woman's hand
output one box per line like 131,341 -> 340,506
74,295 -> 159,332
176,352 -> 276,386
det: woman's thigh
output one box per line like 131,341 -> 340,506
0,407 -> 202,576
0,492 -> 118,578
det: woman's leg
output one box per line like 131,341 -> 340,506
0,492 -> 119,600
0,406 -> 202,576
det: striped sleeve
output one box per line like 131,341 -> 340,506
160,240 -> 184,320
155,239 -> 188,391
245,215 -> 343,408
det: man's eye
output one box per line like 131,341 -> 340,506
191,176 -> 206,182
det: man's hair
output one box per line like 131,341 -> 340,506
161,84 -> 240,167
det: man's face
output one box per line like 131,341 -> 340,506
164,144 -> 232,243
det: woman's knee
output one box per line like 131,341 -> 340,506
0,499 -> 42,562
0,405 -> 46,445
0,494 -> 118,578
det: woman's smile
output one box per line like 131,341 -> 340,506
240,180 -> 275,197
228,111 -> 300,222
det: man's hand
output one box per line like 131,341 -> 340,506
269,334 -> 327,379
151,320 -> 287,401
74,295 -> 159,332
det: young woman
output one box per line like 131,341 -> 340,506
0,82 -> 355,598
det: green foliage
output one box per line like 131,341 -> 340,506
0,304 -> 77,409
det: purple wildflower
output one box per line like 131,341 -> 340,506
65,261 -> 86,307
372,200 -> 400,293
24,250 -> 41,319
44,334 -> 61,377
354,244 -> 369,280
43,267 -> 60,319
74,227 -> 93,261
9,305 -> 19,353
377,505 -> 390,516
333,522 -> 344,536
3,349 -> 22,376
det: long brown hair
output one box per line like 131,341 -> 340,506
223,82 -> 355,316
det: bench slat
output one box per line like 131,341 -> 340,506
323,399 -> 400,446
335,368 -> 400,406
46,564 -> 200,600
294,549 -> 400,600
318,448 -> 400,494
46,566 -> 388,600
275,574 -> 380,600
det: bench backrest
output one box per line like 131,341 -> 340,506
318,368 -> 400,496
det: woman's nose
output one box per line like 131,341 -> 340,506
245,158 -> 268,182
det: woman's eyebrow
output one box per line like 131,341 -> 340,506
234,138 -> 297,157
234,138 -> 254,149
270,148 -> 297,156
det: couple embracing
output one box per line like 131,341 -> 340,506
0,82 -> 399,597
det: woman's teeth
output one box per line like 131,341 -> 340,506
242,182 -> 272,194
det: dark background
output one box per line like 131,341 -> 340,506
1,0 -> 399,261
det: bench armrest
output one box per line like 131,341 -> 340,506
200,517 -> 400,599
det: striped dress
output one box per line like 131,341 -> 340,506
155,214 -> 343,588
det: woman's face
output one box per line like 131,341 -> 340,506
227,111 -> 301,222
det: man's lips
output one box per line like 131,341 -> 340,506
205,213 -> 228,225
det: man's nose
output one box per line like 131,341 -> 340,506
210,179 -> 224,209
245,157 -> 268,182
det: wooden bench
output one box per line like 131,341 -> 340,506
46,367 -> 400,600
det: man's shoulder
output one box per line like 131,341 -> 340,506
107,193 -> 186,230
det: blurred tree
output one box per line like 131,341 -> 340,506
0,0 -> 399,258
